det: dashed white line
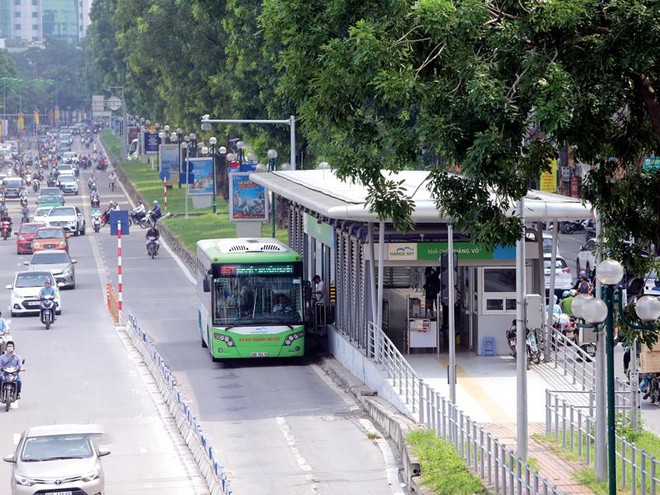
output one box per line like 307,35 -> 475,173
276,416 -> 320,494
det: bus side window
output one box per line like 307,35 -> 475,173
203,274 -> 211,292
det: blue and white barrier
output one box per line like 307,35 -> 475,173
126,313 -> 233,495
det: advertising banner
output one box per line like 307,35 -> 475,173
229,172 -> 268,222
159,144 -> 180,178
144,131 -> 160,155
186,157 -> 214,196
540,159 -> 558,193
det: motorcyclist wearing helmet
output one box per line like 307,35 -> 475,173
560,289 -> 576,317
39,279 -> 57,322
145,224 -> 160,255
150,200 -> 162,222
0,341 -> 24,399
132,200 -> 146,222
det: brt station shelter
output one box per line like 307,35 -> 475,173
250,170 -> 593,357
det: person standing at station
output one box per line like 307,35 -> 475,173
423,267 -> 440,318
312,275 -> 327,304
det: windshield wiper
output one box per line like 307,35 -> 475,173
38,456 -> 86,461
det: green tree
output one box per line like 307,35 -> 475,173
261,0 -> 660,273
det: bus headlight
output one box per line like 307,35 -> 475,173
214,333 -> 235,347
284,332 -> 304,346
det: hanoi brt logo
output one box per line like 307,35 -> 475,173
387,244 -> 417,260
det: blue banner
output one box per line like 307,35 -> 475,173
159,144 -> 180,176
186,157 -> 214,196
229,172 -> 267,221
144,131 -> 160,155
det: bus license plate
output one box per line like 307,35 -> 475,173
251,352 -> 269,357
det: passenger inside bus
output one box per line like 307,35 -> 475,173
239,286 -> 254,316
272,293 -> 292,314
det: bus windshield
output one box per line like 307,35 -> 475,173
212,263 -> 303,326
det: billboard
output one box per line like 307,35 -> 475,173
144,131 -> 160,155
229,172 -> 268,222
159,144 -> 180,178
186,157 -> 214,196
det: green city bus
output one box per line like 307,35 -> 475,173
197,238 -> 306,362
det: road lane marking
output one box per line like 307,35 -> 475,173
358,418 -> 405,495
276,416 -> 320,494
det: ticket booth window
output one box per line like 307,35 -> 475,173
482,268 -> 517,313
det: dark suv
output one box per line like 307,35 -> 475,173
2,178 -> 23,198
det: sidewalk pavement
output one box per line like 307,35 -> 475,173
406,351 -> 596,494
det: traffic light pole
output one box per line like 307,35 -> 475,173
447,224 -> 457,405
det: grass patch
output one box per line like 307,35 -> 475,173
100,131 -> 287,250
407,429 -> 488,495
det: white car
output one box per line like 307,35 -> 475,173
544,255 -> 573,293
4,424 -> 109,495
47,206 -> 86,235
58,174 -> 79,195
61,151 -> 79,164
32,206 -> 53,224
576,238 -> 597,274
543,233 -> 561,257
57,163 -> 76,177
5,270 -> 62,317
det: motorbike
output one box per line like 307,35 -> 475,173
551,313 -> 578,346
0,362 -> 22,412
19,197 -> 28,208
1,220 -> 11,240
47,175 -> 58,187
559,220 -> 587,235
91,195 -> 100,208
31,178 -> 40,193
91,209 -> 102,233
129,209 -> 146,225
40,295 -> 56,330
20,211 -> 30,224
139,210 -> 165,229
88,177 -> 96,190
506,320 -> 542,367
147,236 -> 159,259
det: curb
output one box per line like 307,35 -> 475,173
317,356 -> 431,494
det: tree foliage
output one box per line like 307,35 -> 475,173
82,0 -> 659,277
261,0 -> 660,266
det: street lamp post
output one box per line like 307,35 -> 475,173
267,148 -> 278,236
579,259 -> 660,495
208,136 -> 218,214
181,141 -> 190,218
201,115 -> 297,169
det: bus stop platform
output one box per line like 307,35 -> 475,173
405,351 -> 584,425
403,351 -> 596,494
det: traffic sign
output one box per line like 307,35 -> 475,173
107,96 -> 122,111
159,169 -> 171,182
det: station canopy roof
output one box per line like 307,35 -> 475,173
249,169 -> 593,223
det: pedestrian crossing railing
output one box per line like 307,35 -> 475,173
126,313 -> 232,495
546,390 -> 659,493
546,328 -> 638,424
366,322 -> 564,495
546,328 -> 597,391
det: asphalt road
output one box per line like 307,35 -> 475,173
90,156 -> 405,494
1,137 -> 405,495
0,144 -> 206,493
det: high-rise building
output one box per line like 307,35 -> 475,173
0,0 -> 92,45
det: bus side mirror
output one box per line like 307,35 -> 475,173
203,276 -> 211,293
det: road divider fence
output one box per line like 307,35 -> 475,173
126,313 -> 232,495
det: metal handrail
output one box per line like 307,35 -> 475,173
546,390 -> 659,493
366,322 -> 563,495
